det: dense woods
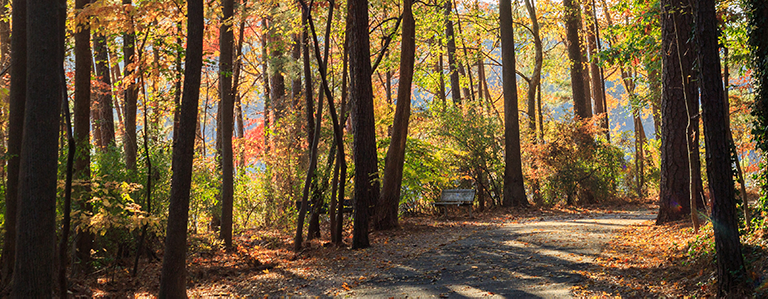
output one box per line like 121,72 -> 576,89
0,0 -> 766,296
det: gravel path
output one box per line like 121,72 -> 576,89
339,209 -> 655,298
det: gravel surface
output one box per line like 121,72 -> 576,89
339,209 -> 655,298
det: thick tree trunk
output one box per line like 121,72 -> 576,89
349,0 -> 378,249
657,0 -> 705,224
158,0 -> 203,294
11,0 -> 63,294
500,0 -> 527,207
444,0 -> 461,105
219,0 -> 235,250
746,1 -> 768,201
696,0 -> 747,295
564,0 -> 589,119
374,0 -> 415,231
0,0 -> 24,287
123,0 -> 138,170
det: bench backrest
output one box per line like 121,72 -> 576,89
440,189 -> 476,203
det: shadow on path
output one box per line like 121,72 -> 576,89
342,209 -> 655,298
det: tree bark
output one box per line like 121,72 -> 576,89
349,0 -> 378,249
1,0 -> 24,287
11,0 -> 63,294
523,0 -> 542,135
500,0 -> 528,207
219,0 -> 235,250
374,0 -> 415,230
444,0 -> 461,105
585,0 -> 606,132
564,0 -> 589,119
158,0 -> 203,294
294,5 -> 318,251
123,0 -> 138,170
75,0 -> 94,272
696,0 -> 747,295
657,0 -> 705,224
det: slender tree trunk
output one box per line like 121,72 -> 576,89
375,0 -> 415,230
1,0 -> 25,286
585,0 -> 606,131
59,80 -> 75,299
523,0 -> 542,134
564,0 -> 589,119
295,5 -> 319,251
11,0 -> 64,294
723,48 -> 750,229
291,33 -> 302,106
219,0 -> 235,250
500,0 -> 527,207
696,0 -> 747,295
649,67 -> 662,139
123,0 -> 138,170
444,0 -> 461,105
437,42 -> 446,106
657,0 -> 705,224
0,0 -> 9,184
75,0 -> 95,272
349,0 -> 378,249
158,0 -> 203,294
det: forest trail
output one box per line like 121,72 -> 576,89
337,208 -> 655,298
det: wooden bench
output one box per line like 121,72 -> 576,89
431,189 -> 475,218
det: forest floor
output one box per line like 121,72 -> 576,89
74,199 -> 768,298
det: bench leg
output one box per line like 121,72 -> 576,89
443,205 -> 448,218
468,205 -> 473,219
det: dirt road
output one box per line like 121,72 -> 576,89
339,209 -> 655,298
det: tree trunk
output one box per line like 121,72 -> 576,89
657,0 -> 705,224
308,1 -> 336,240
349,0 -> 378,249
11,0 -> 63,294
649,67 -> 662,139
746,0 -> 768,202
291,33 -> 301,107
564,0 -> 589,119
374,0 -> 415,231
1,0 -> 24,287
585,0 -> 606,133
444,0 -> 461,105
123,0 -> 138,170
219,0 -> 235,250
523,0 -> 541,134
75,0 -> 94,272
93,34 -> 114,149
294,5 -> 318,251
500,0 -> 527,207
696,0 -> 747,295
269,9 -> 286,121
158,0 -> 203,294
0,0 -> 9,185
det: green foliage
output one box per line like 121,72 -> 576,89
526,119 -> 627,205
432,104 -> 505,204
